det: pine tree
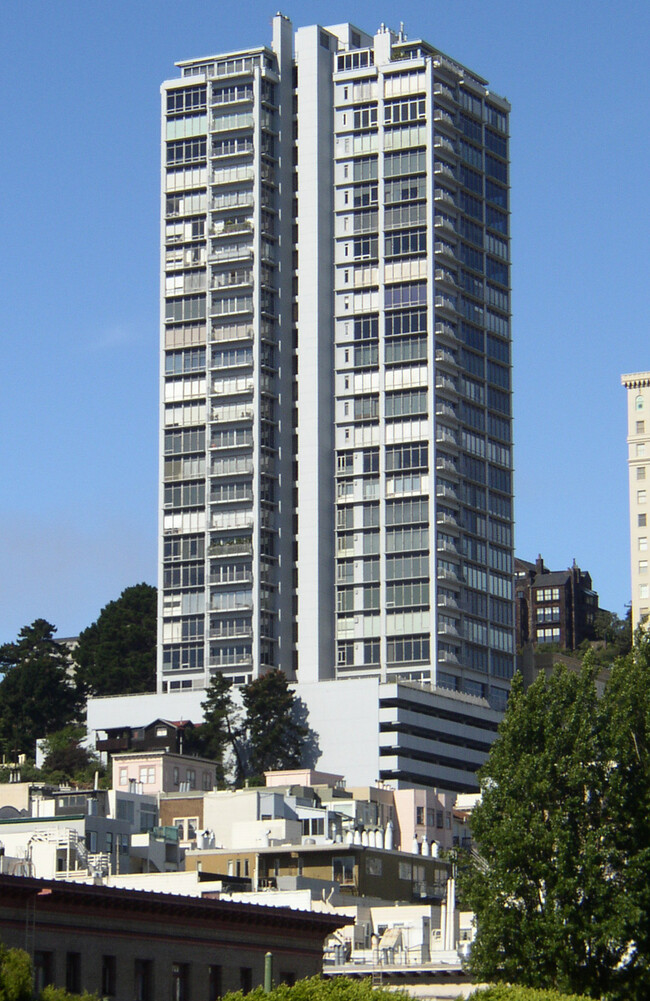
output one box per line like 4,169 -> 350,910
200,672 -> 241,787
73,583 -> 156,695
0,620 -> 81,758
241,670 -> 307,779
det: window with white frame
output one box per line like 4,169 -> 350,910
537,626 -> 560,643
173,817 -> 199,841
536,587 -> 559,602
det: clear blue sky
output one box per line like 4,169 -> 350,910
1,0 -> 648,641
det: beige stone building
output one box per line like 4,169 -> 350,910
622,371 -> 650,629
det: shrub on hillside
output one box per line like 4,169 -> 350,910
223,976 -> 407,1001
469,986 -> 591,1001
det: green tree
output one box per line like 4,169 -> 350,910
596,633 -> 650,998
73,583 -> 156,695
592,608 -> 632,658
0,944 -> 32,1001
468,988 -> 591,1001
0,940 -> 98,1001
222,975 -> 407,1001
40,987 -> 97,1001
200,672 -> 242,786
0,620 -> 81,758
241,670 -> 307,779
461,651 -> 650,1001
40,725 -> 105,786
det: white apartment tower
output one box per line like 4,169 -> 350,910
158,16 -> 514,710
622,371 -> 650,630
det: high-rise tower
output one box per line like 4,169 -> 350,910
158,16 -> 514,710
622,371 -> 650,631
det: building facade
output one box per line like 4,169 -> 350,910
0,875 -> 345,998
515,554 -> 598,650
158,16 -> 513,709
622,372 -> 650,630
87,676 -> 501,793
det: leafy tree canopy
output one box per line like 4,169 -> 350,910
40,725 -> 105,787
584,607 -> 632,664
0,944 -> 32,1001
0,942 -> 97,1001
73,583 -> 156,696
468,988 -> 591,1001
461,641 -> 650,1001
223,975 -> 407,1001
0,620 -> 81,758
241,669 -> 307,779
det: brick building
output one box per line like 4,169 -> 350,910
0,874 -> 348,998
515,555 -> 598,651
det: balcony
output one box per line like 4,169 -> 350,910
438,622 -> 461,638
434,240 -> 457,262
211,653 -> 253,668
434,215 -> 457,239
436,456 -> 458,475
212,376 -> 255,396
211,272 -> 253,291
435,321 -> 458,344
211,459 -> 254,477
435,348 -> 457,372
211,244 -> 253,263
433,190 -> 456,210
211,511 -> 255,531
211,491 -> 253,506
437,594 -> 460,610
210,599 -> 254,615
211,219 -> 253,237
209,541 -> 253,557
434,162 -> 456,185
95,736 -> 130,753
435,402 -> 457,421
436,428 -> 459,449
436,511 -> 460,530
435,374 -> 458,395
211,194 -> 254,213
210,624 -> 253,640
433,108 -> 455,132
438,648 -> 461,664
211,323 -> 254,343
211,404 -> 254,422
434,294 -> 457,317
434,128 -> 456,150
434,268 -> 457,289
211,165 -> 254,185
210,571 -> 253,586
435,485 -> 459,503
433,80 -> 457,105
212,113 -> 254,132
